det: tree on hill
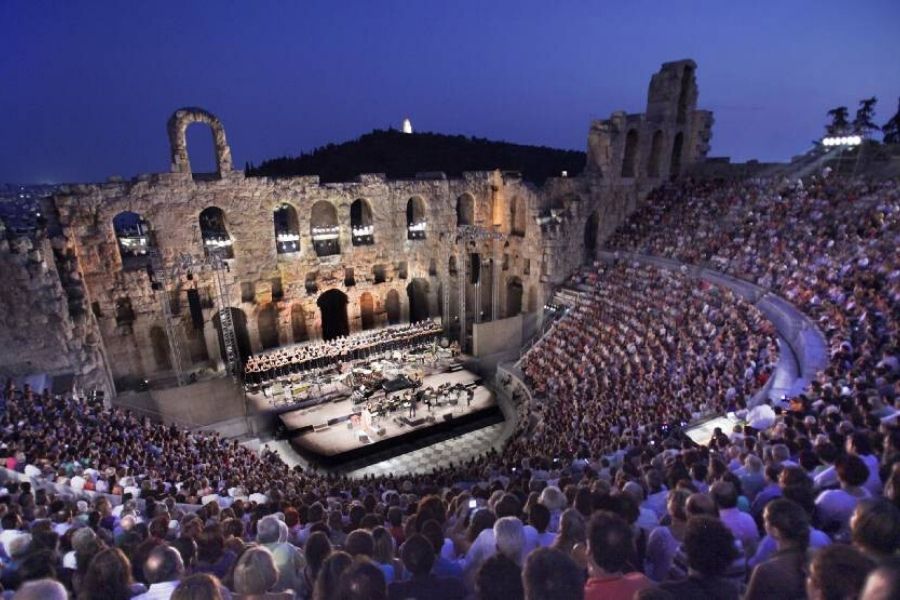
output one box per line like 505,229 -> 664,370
826,106 -> 850,136
852,97 -> 878,136
883,97 -> 900,144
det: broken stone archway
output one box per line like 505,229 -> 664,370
317,289 -> 349,341
167,107 -> 234,178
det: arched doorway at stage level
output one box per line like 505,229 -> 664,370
291,303 -> 308,343
359,292 -> 376,330
584,211 -> 600,263
317,289 -> 349,341
150,325 -> 171,371
257,303 -> 279,349
213,307 -> 252,364
506,277 -> 524,317
385,289 -> 401,325
407,279 -> 430,323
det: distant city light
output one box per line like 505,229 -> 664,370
822,135 -> 862,147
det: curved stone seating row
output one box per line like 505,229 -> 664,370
598,251 -> 829,402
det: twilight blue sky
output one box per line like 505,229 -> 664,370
2,0 -> 899,184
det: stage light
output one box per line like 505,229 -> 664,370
822,135 -> 862,147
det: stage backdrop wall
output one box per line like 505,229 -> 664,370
472,314 -> 524,358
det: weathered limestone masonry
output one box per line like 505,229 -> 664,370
0,220 -> 114,398
4,59 -> 710,394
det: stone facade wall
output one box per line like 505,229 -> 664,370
0,221 -> 114,397
1,59 -> 712,394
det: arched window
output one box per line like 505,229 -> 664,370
406,196 -> 427,240
113,211 -> 153,270
510,196 -> 527,236
257,303 -> 279,349
621,129 -> 639,178
350,198 -> 375,246
670,132 -> 684,180
274,203 -> 300,254
199,207 -> 233,259
506,277 -> 524,317
647,130 -> 664,178
456,193 -> 475,227
360,292 -> 376,330
310,201 -> 340,257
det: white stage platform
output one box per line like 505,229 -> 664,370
281,368 -> 496,458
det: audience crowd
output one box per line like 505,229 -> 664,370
0,173 -> 898,599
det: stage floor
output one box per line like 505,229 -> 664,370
280,368 -> 497,459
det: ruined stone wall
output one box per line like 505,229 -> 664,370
53,166 -> 551,387
3,59 -> 713,394
0,221 -> 114,397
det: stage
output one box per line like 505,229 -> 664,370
278,367 -> 500,467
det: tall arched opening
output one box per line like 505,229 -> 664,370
359,292 -> 376,330
670,132 -> 684,180
150,326 -> 171,371
350,198 -> 375,246
113,211 -> 153,270
647,130 -> 664,178
291,303 -> 308,343
213,308 -> 251,364
274,203 -> 300,254
257,303 -> 280,350
510,196 -> 527,236
407,279 -> 430,323
621,129 -> 639,178
406,196 -> 427,239
317,289 -> 349,340
456,193 -> 475,227
506,277 -> 524,317
199,206 -> 233,258
385,289 -> 401,325
584,211 -> 600,263
310,201 -> 340,257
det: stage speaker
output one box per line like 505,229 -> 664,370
443,413 -> 453,422
188,289 -> 204,330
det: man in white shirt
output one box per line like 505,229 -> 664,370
133,545 -> 184,600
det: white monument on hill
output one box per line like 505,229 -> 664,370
402,117 -> 413,134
